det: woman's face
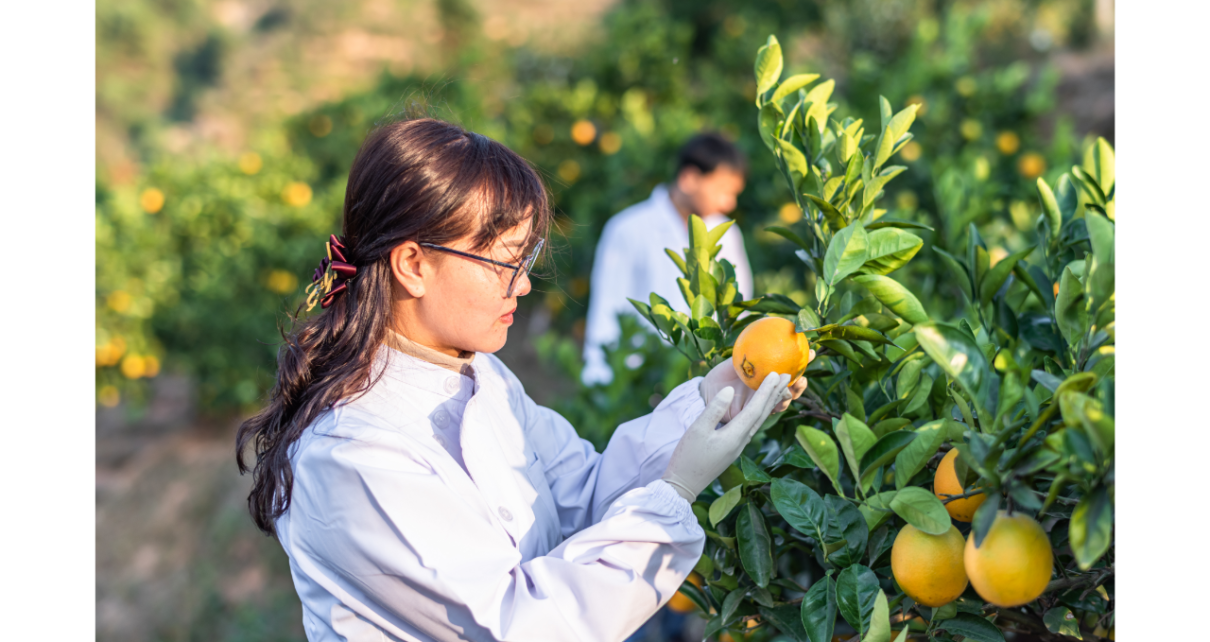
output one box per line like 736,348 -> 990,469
391,221 -> 535,356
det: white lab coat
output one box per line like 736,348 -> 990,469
581,184 -> 753,385
276,345 -> 707,641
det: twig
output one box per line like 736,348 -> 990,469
1045,566 -> 1114,596
937,488 -> 987,504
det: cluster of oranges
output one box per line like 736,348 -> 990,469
720,317 -> 1054,612
892,449 -> 1053,609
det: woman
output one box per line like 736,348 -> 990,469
236,117 -> 809,641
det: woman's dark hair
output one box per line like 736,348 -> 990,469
236,117 -> 551,536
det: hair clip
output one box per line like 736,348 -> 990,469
304,235 -> 358,311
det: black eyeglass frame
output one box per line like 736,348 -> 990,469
419,238 -> 544,298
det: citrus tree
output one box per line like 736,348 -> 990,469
629,36 -> 1114,641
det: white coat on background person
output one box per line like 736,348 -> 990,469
582,133 -> 754,386
581,186 -> 752,385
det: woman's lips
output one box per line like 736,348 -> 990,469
501,307 -> 517,324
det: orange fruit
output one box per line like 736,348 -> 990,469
1017,152 -> 1046,179
964,512 -> 1053,607
891,524 -> 968,607
731,317 -> 811,390
933,449 -> 986,522
667,572 -> 702,613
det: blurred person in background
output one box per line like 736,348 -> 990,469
236,117 -> 806,642
581,133 -> 753,385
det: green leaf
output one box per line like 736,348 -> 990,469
759,102 -> 784,152
804,193 -> 845,229
771,477 -> 828,543
820,339 -> 861,365
1085,210 -> 1114,266
836,564 -> 879,634
859,431 -> 916,479
754,35 -> 784,103
836,413 -> 877,484
1071,166 -> 1107,207
691,294 -> 715,321
801,575 -> 837,642
760,604 -> 809,642
861,491 -> 897,531
796,307 -> 822,332
740,454 -> 773,485
706,220 -> 736,249
664,249 -> 688,277
771,73 -> 821,104
915,322 -> 988,399
766,225 -> 811,252
777,137 -> 810,185
936,613 -> 1006,642
852,275 -> 929,325
865,217 -> 934,232
856,228 -> 924,276
797,426 -> 844,496
1070,486 -> 1113,571
823,221 -> 870,286
1035,178 -> 1062,240
970,493 -> 1000,549
889,487 -> 951,535
894,420 -> 947,489
1084,136 -> 1115,197
1055,265 -> 1088,347
826,496 -> 870,567
721,588 -> 746,626
865,590 -> 892,642
737,502 -> 774,587
820,325 -> 898,346
710,486 -> 743,527
978,245 -> 1036,307
1055,174 -> 1079,221
1043,607 -> 1083,639
934,247 -> 974,301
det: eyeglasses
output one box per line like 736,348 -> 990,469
420,238 -> 544,298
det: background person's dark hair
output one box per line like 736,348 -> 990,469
236,116 -> 551,536
675,132 -> 749,177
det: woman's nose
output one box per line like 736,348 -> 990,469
512,271 -> 533,298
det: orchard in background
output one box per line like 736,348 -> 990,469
630,36 -> 1114,642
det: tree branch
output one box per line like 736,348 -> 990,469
1045,566 -> 1114,595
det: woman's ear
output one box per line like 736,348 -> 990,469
389,241 -> 427,298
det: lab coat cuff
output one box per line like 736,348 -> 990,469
647,479 -> 704,537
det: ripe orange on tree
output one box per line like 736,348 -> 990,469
964,512 -> 1054,607
731,317 -> 811,390
891,524 -> 968,607
934,449 -> 986,522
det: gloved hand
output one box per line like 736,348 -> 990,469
662,372 -> 791,503
698,352 -> 814,423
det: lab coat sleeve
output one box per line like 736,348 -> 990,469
581,217 -> 631,385
286,426 -> 704,642
487,354 -> 705,535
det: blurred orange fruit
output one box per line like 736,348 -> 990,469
571,120 -> 597,146
599,132 -> 622,154
934,449 -> 986,522
140,188 -> 165,214
964,512 -> 1053,607
239,152 -> 263,175
668,572 -> 702,613
731,317 -> 811,390
282,182 -> 313,207
1017,153 -> 1046,179
995,131 -> 1020,155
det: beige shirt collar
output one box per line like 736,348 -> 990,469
383,329 -> 476,376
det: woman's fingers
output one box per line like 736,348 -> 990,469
695,386 -> 734,430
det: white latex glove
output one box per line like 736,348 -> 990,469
662,372 -> 792,503
698,351 -> 814,423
